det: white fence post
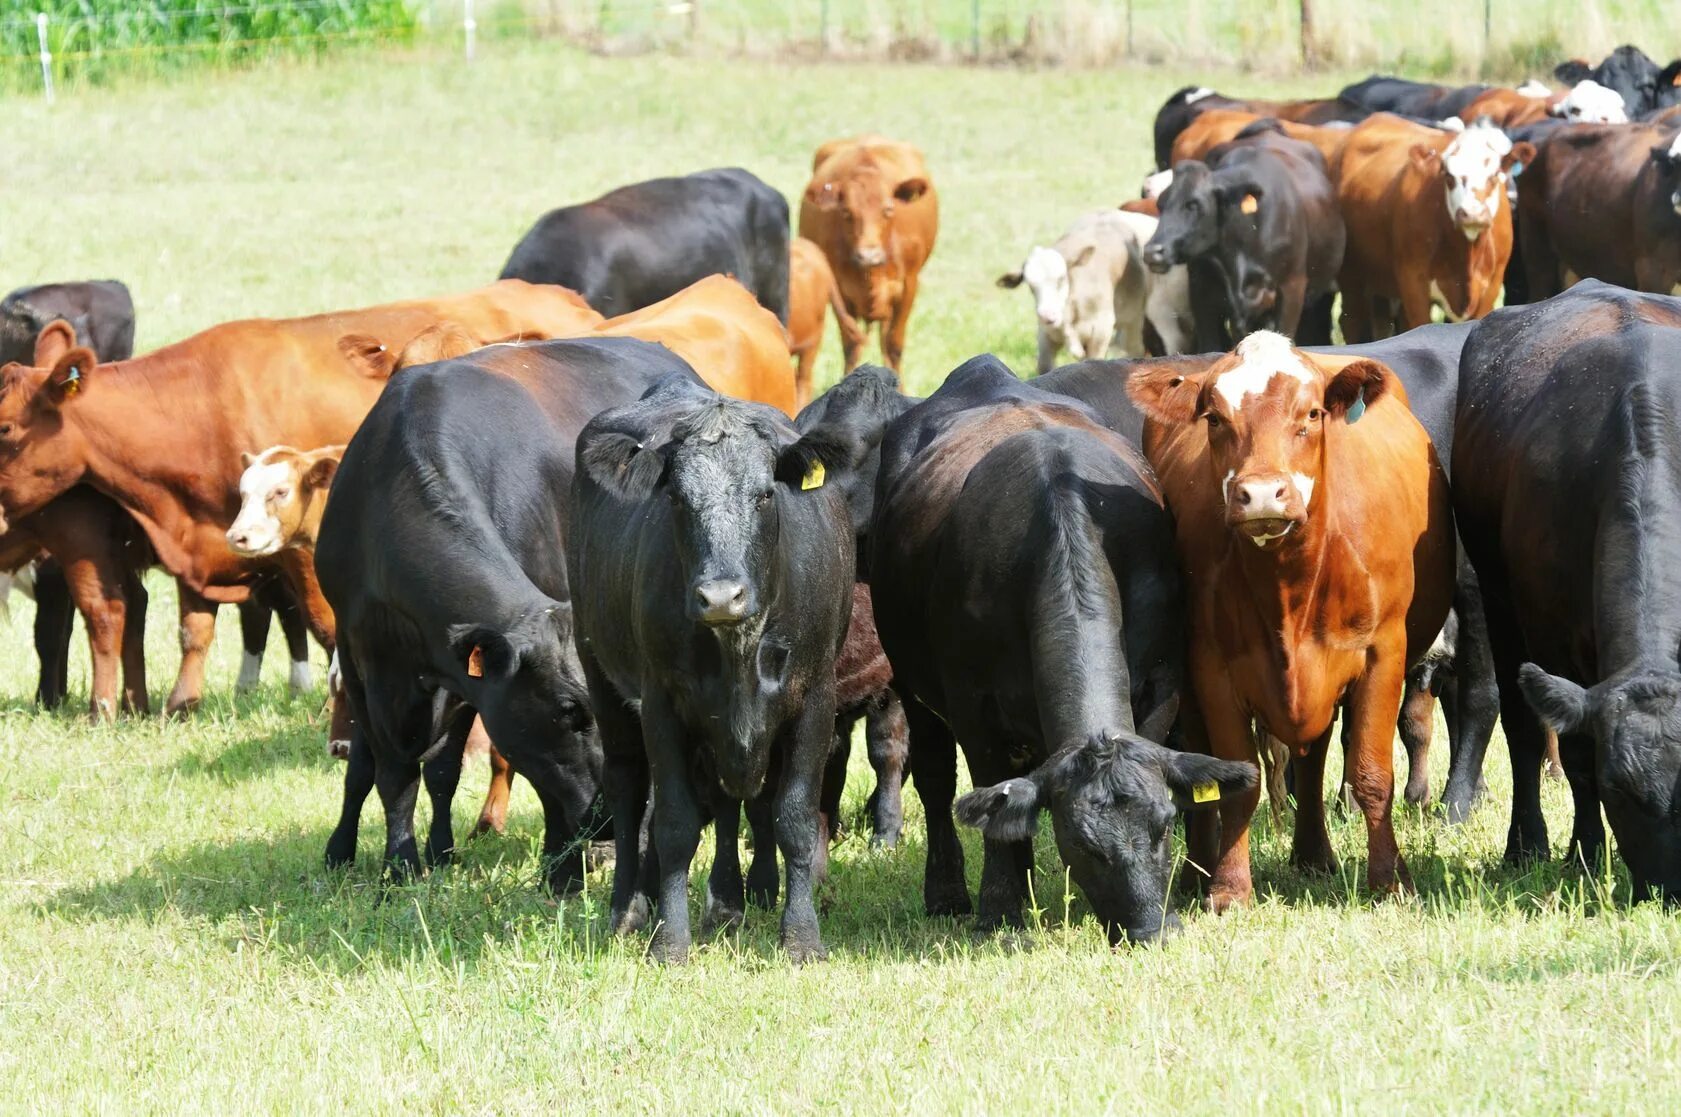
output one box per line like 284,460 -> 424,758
36,12 -> 54,104
463,0 -> 476,61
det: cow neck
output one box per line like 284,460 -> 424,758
1594,447 -> 1681,675
1429,214 -> 1499,320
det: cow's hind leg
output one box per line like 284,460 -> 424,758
1397,677 -> 1436,807
1289,727 -> 1339,874
1559,731 -> 1607,873
705,794 -> 748,931
421,699 -> 474,868
31,559 -> 73,709
864,689 -> 909,847
165,584 -> 218,716
471,732 -> 514,837
899,686 -> 970,917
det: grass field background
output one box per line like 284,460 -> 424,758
4,42 -> 1681,1112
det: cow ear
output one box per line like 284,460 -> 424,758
337,334 -> 398,379
33,319 -> 77,367
579,430 -> 667,501
1069,244 -> 1098,269
996,269 -> 1025,289
893,176 -> 930,204
804,179 -> 841,211
396,323 -> 478,371
1215,176 -> 1264,209
775,426 -> 853,492
303,450 -> 342,492
446,623 -> 518,681
45,347 -> 97,406
1517,663 -> 1590,734
954,776 -> 1043,842
1661,60 -> 1681,89
1554,59 -> 1591,84
1159,751 -> 1258,813
1504,141 -> 1536,172
1322,359 -> 1388,419
240,451 -> 256,470
1127,363 -> 1206,425
1409,143 -> 1442,173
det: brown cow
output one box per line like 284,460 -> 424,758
799,135 -> 938,372
591,274 -> 796,415
1515,123 -> 1681,299
0,280 -> 601,712
1169,109 -> 1350,171
787,237 -> 865,409
1129,331 -> 1454,909
1334,115 -> 1532,340
1460,87 -> 1556,129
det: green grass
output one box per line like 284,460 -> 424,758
4,43 -> 1681,1113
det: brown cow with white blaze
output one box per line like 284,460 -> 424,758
799,135 -> 938,372
1334,116 -> 1532,340
1129,331 -> 1454,909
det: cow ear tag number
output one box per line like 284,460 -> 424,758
1239,194 -> 1259,215
467,646 -> 485,678
1192,781 -> 1220,804
60,365 -> 82,396
1346,391 -> 1366,424
802,460 -> 826,491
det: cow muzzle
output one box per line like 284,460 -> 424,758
1455,212 -> 1491,240
851,245 -> 888,269
693,579 -> 751,626
1226,474 -> 1307,547
1141,243 -> 1173,274
226,522 -> 282,558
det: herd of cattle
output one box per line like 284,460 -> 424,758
4,45 -> 1681,961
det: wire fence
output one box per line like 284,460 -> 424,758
3,0 -> 1680,95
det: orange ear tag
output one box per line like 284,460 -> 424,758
467,646 -> 485,678
1240,194 -> 1259,215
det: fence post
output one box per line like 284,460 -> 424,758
1126,0 -> 1134,57
36,12 -> 54,104
819,0 -> 828,53
463,0 -> 476,61
970,0 -> 979,60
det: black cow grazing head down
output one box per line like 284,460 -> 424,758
956,727 -> 1256,942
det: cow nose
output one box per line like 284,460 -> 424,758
1233,477 -> 1291,518
694,580 -> 749,625
1142,244 -> 1170,273
852,247 -> 886,268
226,528 -> 249,550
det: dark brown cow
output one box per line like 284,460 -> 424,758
1129,331 -> 1454,908
1516,123 -> 1681,299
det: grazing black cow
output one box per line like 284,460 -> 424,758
318,336 -> 699,894
869,355 -> 1255,942
0,281 -> 134,366
1454,281 -> 1681,898
499,168 -> 790,323
1337,76 -> 1491,121
1042,322 -> 1500,822
1142,123 -> 1345,348
571,377 -> 854,963
1556,46 -> 1667,119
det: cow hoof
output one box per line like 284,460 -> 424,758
163,697 -> 201,719
648,933 -> 691,966
701,893 -> 745,933
975,906 -> 1026,934
323,840 -> 355,870
1290,849 -> 1339,876
925,883 -> 973,918
1208,886 -> 1252,915
327,739 -> 352,761
783,934 -> 828,965
869,830 -> 901,850
612,895 -> 652,936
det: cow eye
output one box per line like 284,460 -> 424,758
1308,408 -> 1322,421
757,488 -> 773,505
0,423 -> 13,439
1204,413 -> 1221,429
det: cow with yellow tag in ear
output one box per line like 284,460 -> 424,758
1141,120 -> 1345,350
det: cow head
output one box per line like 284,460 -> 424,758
0,321 -> 99,533
1143,161 -> 1222,272
792,366 -> 913,571
1411,125 -> 1531,240
1557,45 -> 1661,117
1549,80 -> 1630,123
1128,331 -> 1390,551
998,244 -> 1093,333
1651,133 -> 1681,216
804,162 -> 929,272
448,605 -> 593,736
227,444 -> 344,558
1519,666 -> 1681,902
956,726 -> 1257,944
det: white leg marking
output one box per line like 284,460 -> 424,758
289,659 -> 314,693
236,651 -> 263,692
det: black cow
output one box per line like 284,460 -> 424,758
318,336 -> 699,894
1454,281 -> 1681,898
499,168 -> 790,323
0,281 -> 134,366
1142,124 -> 1345,348
868,355 -> 1254,943
571,377 -> 854,963
1337,76 -> 1491,121
1042,322 -> 1500,822
1556,45 -> 1667,119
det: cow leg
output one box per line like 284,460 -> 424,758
1397,677 -> 1436,807
117,563 -> 149,714
642,689 -> 702,963
586,658 -> 652,933
374,753 -> 424,881
164,584 -> 217,716
744,775 -> 781,906
1191,650 -> 1261,911
841,313 -> 869,373
235,601 -> 270,692
1520,211 -> 1562,302
1441,576 -> 1498,822
265,578 -> 314,691
421,704 -> 474,868
899,685 -> 970,917
1274,276 -> 1308,341
31,559 -> 73,709
775,688 -> 832,963
1296,290 -> 1335,347
324,728 -> 375,868
1543,729 -> 1565,780
1343,651 -> 1411,894
864,688 -> 909,847
1289,727 -> 1339,874
705,794 -> 748,931
794,346 -> 817,412
58,548 -> 130,721
1494,652 -> 1552,863
277,548 -> 335,650
819,714 -> 853,845
1559,730 -> 1607,872
1035,328 -> 1059,376
1398,280 -> 1435,334
883,276 -> 920,371
471,732 -> 513,837
1337,276 -> 1372,344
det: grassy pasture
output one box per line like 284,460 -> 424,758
3,43 -> 1681,1112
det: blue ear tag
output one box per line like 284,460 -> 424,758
1346,392 -> 1366,424
1509,161 -> 1524,178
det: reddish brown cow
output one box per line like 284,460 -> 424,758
1459,86 -> 1557,129
0,281 -> 603,711
1334,115 -> 1532,340
799,135 -> 938,372
787,237 -> 865,409
1129,331 -> 1454,909
1169,109 -> 1350,170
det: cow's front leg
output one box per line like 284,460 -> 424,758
643,691 -> 702,963
1192,647 -> 1261,912
1343,647 -> 1411,894
776,690 -> 833,963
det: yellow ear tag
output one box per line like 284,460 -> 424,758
801,460 -> 826,491
1240,194 -> 1259,215
467,646 -> 485,678
1192,780 -> 1220,804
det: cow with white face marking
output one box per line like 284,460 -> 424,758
227,445 -> 344,560
1549,80 -> 1631,123
1334,114 -> 1531,339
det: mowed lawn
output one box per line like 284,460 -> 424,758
4,42 -> 1681,1113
